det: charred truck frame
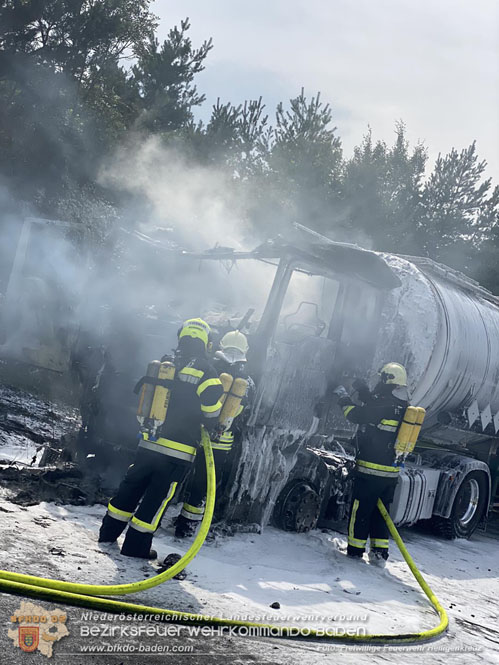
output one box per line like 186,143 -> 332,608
2,220 -> 498,540
184,225 -> 499,540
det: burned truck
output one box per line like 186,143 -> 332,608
186,226 -> 499,540
1,217 -> 498,539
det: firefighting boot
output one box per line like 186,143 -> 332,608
346,545 -> 365,559
98,513 -> 128,544
120,528 -> 157,559
368,548 -> 389,567
174,514 -> 198,539
122,549 -> 158,560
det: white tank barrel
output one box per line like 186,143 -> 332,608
375,255 -> 499,433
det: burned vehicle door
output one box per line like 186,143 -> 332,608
250,260 -> 387,437
250,263 -> 340,432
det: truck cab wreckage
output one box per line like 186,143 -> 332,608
179,224 -> 499,539
1,219 -> 498,540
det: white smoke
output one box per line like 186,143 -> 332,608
99,134 -> 252,250
98,133 -> 278,327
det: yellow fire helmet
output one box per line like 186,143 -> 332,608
379,362 -> 407,386
178,318 -> 211,349
219,330 -> 249,363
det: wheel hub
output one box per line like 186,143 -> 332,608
456,478 -> 480,526
279,482 -> 321,532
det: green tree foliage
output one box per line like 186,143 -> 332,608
272,90 -> 342,206
244,90 -> 342,234
473,184 -> 499,291
0,0 -> 154,68
132,19 -> 212,133
417,143 -> 494,265
0,2 -> 497,291
199,97 -> 269,172
0,0 -> 157,200
0,3 -> 212,201
342,123 -> 427,250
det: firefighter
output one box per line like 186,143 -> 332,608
98,318 -> 224,559
175,330 -> 254,538
333,362 -> 409,566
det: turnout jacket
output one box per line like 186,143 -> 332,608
338,386 -> 408,475
139,354 -> 224,464
211,356 -> 254,451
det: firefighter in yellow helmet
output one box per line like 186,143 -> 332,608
333,362 -> 409,566
98,318 -> 224,559
175,330 -> 254,538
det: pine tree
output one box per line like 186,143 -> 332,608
0,0 -> 157,199
462,182 -> 499,291
132,19 -> 212,133
418,142 -> 494,274
263,89 -> 343,234
343,123 -> 426,251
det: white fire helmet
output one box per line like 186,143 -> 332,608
218,330 -> 249,363
378,362 -> 407,386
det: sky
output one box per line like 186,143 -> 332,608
155,0 -> 499,182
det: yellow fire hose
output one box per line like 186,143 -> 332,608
0,431 -> 448,644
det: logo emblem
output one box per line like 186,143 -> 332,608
19,626 -> 39,652
9,601 -> 69,657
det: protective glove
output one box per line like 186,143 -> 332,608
352,378 -> 371,403
209,421 -> 227,440
352,378 -> 368,392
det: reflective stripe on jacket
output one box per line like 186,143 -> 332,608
157,355 -> 224,449
339,388 -> 408,468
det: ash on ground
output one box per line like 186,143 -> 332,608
0,384 -> 107,506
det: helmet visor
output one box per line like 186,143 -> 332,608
217,348 -> 247,363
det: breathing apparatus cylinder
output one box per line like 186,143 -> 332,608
395,406 -> 426,460
137,361 -> 161,427
137,361 -> 176,437
219,377 -> 248,430
218,373 -> 234,407
409,407 -> 426,448
150,361 -> 175,432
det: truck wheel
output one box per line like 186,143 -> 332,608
432,471 -> 488,539
273,481 -> 321,532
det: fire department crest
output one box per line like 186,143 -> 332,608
19,626 -> 39,652
8,600 -> 69,658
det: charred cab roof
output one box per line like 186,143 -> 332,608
181,241 -> 400,291
124,222 -> 401,290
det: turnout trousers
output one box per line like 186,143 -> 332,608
179,447 -> 229,523
347,472 -> 398,557
99,447 -> 191,557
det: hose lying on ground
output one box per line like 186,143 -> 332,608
0,429 -> 217,596
0,432 -> 448,644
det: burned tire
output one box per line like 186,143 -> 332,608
432,471 -> 488,539
273,480 -> 321,532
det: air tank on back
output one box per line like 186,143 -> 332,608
372,254 -> 499,445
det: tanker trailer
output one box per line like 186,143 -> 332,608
371,253 -> 499,538
217,230 -> 498,540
